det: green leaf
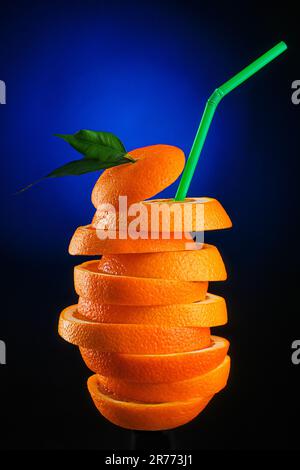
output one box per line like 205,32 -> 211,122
15,156 -> 133,194
16,130 -> 136,193
54,130 -> 127,160
46,156 -> 132,178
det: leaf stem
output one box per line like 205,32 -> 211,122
125,153 -> 137,163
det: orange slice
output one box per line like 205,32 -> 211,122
92,197 -> 232,232
91,145 -> 185,208
87,375 -> 212,431
58,305 -> 211,354
74,260 -> 208,305
80,336 -> 229,383
69,225 -> 196,255
96,355 -> 230,403
99,244 -> 226,281
78,293 -> 227,327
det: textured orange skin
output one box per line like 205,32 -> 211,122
96,356 -> 230,403
74,260 -> 208,305
80,336 -> 229,383
69,225 -> 195,255
91,145 -> 185,208
88,374 -> 212,431
99,244 -> 227,281
92,197 -> 232,232
78,293 -> 227,327
58,305 -> 211,354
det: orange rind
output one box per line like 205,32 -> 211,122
99,244 -> 226,281
58,305 -> 211,354
91,145 -> 185,208
96,356 -> 230,403
69,225 -> 196,255
74,260 -> 208,305
92,197 -> 232,232
88,374 -> 213,431
80,336 -> 229,383
78,293 -> 227,327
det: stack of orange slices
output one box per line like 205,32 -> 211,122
58,144 -> 232,431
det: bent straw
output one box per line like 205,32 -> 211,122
175,41 -> 287,201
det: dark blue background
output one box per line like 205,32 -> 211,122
0,0 -> 299,450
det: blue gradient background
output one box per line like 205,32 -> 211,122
0,1 -> 268,256
0,0 -> 299,450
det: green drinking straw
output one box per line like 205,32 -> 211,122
175,41 -> 288,201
